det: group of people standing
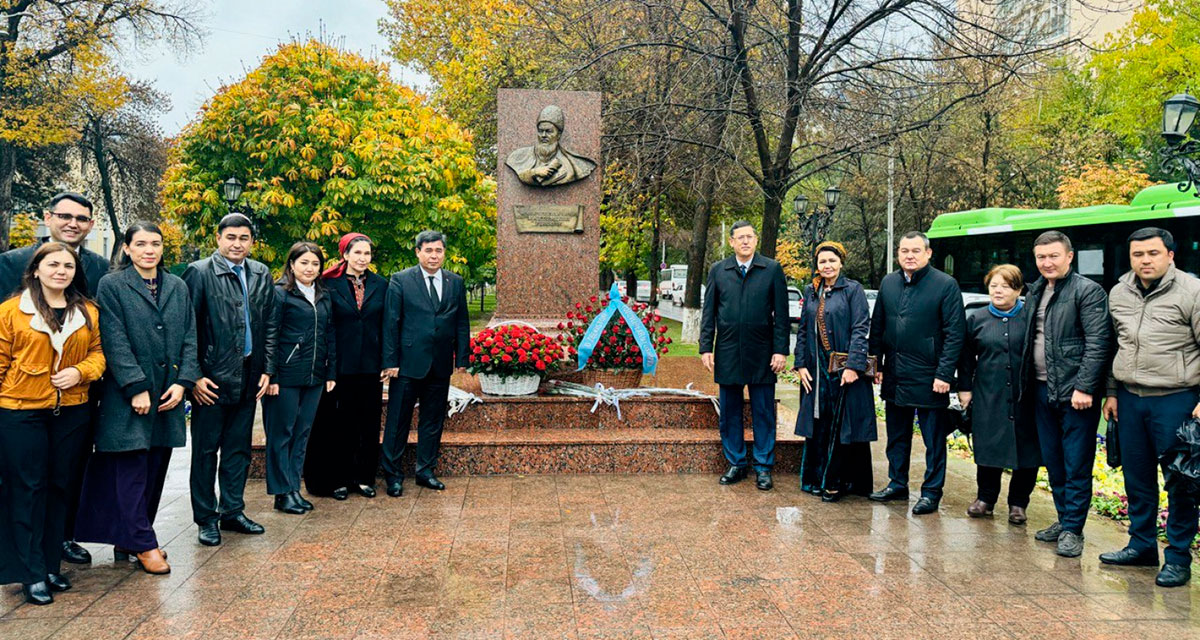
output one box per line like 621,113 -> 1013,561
0,194 -> 470,605
701,221 -> 1198,589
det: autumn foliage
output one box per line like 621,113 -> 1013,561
1056,162 -> 1156,209
161,40 -> 496,277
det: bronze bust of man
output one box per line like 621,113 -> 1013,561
506,105 -> 597,187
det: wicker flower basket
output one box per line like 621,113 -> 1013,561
478,372 -> 540,396
580,368 -> 643,389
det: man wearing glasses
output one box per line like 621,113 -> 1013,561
0,192 -> 109,297
0,192 -> 110,567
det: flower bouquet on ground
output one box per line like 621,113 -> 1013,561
467,323 -> 565,396
555,292 -> 672,388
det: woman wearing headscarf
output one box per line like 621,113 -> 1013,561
957,264 -> 1041,525
792,242 -> 876,501
0,243 -> 104,604
303,233 -> 387,500
74,222 -> 198,576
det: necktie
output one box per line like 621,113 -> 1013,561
739,264 -> 747,279
232,264 -> 252,356
428,275 -> 440,309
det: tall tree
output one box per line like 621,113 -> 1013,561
0,0 -> 198,249
161,40 -> 497,279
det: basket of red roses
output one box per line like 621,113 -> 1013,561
468,322 -> 565,396
555,292 -> 671,389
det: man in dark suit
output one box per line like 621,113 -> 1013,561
182,213 -> 278,546
0,192 -> 109,565
699,220 -> 790,491
0,192 -> 109,297
380,230 -> 470,495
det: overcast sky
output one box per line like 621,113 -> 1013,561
119,0 -> 429,136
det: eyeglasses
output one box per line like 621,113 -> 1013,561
50,212 -> 93,224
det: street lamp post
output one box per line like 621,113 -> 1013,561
222,177 -> 244,210
795,188 -> 840,249
1160,93 -> 1200,195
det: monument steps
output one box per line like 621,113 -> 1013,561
248,394 -> 802,477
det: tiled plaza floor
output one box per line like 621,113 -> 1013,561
2,439 -> 1199,640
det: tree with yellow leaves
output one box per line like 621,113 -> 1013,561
161,40 -> 496,280
0,0 -> 199,250
1056,162 -> 1156,208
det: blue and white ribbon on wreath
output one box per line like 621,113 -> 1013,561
575,283 -> 659,375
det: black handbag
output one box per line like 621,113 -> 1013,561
1105,418 -> 1121,469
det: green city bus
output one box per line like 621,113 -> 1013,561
927,183 -> 1200,294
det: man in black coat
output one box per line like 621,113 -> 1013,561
182,214 -> 278,546
379,230 -> 470,495
1024,230 -> 1111,558
869,231 -> 966,515
699,221 -> 790,491
0,192 -> 109,298
0,192 -> 109,565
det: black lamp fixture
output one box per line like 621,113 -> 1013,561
793,193 -> 809,216
221,177 -> 244,206
1160,93 -> 1200,196
824,185 -> 841,211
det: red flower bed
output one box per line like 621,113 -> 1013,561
467,324 -> 565,378
555,292 -> 671,371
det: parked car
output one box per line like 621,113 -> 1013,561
864,289 -> 878,317
613,281 -> 653,302
788,286 -> 802,331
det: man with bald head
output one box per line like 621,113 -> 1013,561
505,105 -> 597,187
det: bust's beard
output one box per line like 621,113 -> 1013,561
535,141 -> 559,163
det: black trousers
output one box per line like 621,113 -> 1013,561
263,384 -> 323,495
883,403 -> 948,499
74,447 -> 172,552
64,388 -> 100,543
381,372 -> 450,482
189,363 -> 257,525
305,374 -> 383,494
0,405 -> 90,585
976,466 -> 1038,508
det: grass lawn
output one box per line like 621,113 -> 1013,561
467,292 -> 497,332
660,317 -> 698,358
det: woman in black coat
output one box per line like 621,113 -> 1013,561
303,233 -> 387,500
263,242 -> 337,514
75,222 -> 199,575
957,264 -> 1041,525
792,242 -> 875,501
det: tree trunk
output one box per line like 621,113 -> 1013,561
600,268 -> 614,292
0,142 -> 14,252
648,172 -> 661,304
856,199 -> 878,287
759,179 -> 784,259
90,124 -> 122,263
624,270 -> 637,300
681,165 -> 718,344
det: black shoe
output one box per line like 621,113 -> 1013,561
332,487 -> 350,501
869,486 -> 909,502
61,540 -> 91,564
821,490 -> 843,503
292,491 -> 314,511
386,480 -> 403,497
274,494 -> 306,515
356,484 -> 377,498
719,466 -> 748,485
756,471 -> 773,491
22,581 -> 52,605
1034,521 -> 1063,543
416,476 -> 445,491
219,514 -> 265,535
1099,547 -> 1159,567
1156,563 -> 1191,587
911,497 -> 939,515
197,523 -> 221,547
45,572 -> 71,592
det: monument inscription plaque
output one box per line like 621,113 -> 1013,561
494,89 -> 602,322
513,204 -> 585,233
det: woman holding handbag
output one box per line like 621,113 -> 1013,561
792,242 -> 876,501
957,264 -> 1041,525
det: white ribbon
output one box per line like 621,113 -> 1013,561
446,385 -> 483,417
543,380 -> 719,421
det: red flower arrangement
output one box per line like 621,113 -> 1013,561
467,324 -> 565,378
555,293 -> 671,371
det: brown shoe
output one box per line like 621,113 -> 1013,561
1008,506 -> 1027,525
966,499 -> 994,518
135,548 -> 170,575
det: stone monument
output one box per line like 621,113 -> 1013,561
493,89 -> 601,324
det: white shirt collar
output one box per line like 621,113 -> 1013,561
421,267 -> 442,281
736,255 -> 754,269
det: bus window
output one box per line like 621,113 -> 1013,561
944,254 -> 955,276
1077,249 -> 1104,276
